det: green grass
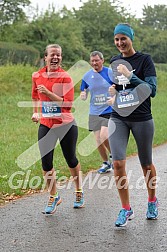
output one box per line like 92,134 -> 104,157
0,64 -> 167,197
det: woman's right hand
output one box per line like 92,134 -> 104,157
108,84 -> 116,97
107,85 -> 116,105
31,113 -> 39,123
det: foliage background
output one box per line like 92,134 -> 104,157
0,0 -> 167,65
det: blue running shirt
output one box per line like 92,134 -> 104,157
80,66 -> 113,115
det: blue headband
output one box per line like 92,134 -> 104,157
114,24 -> 134,41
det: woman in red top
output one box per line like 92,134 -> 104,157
31,44 -> 84,214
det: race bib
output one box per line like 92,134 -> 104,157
42,101 -> 61,117
117,88 -> 139,108
93,94 -> 107,105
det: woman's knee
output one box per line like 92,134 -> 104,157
43,168 -> 55,176
66,157 -> 78,168
113,160 -> 125,170
142,163 -> 154,170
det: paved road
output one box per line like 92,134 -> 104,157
0,143 -> 167,252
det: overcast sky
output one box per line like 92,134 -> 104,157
30,0 -> 167,18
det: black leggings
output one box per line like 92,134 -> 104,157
38,121 -> 79,171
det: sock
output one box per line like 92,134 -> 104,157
122,204 -> 131,211
148,196 -> 156,202
51,192 -> 59,198
76,188 -> 82,192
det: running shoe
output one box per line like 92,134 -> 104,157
73,191 -> 84,208
146,198 -> 158,219
115,208 -> 134,227
44,194 -> 62,214
97,162 -> 113,174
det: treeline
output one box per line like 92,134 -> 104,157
0,0 -> 167,66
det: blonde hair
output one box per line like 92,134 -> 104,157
44,44 -> 62,56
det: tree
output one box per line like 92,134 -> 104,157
8,7 -> 88,64
142,5 -> 167,30
139,27 -> 167,63
1,0 -> 167,65
0,0 -> 30,25
74,0 -> 131,62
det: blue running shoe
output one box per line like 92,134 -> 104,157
97,162 -> 113,174
115,208 -> 134,227
44,195 -> 62,214
74,191 -> 84,208
146,198 -> 158,219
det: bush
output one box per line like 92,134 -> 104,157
0,42 -> 40,66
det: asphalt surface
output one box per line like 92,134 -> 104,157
0,143 -> 167,252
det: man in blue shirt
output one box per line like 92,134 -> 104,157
80,51 -> 113,173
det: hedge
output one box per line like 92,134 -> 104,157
0,42 -> 40,66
